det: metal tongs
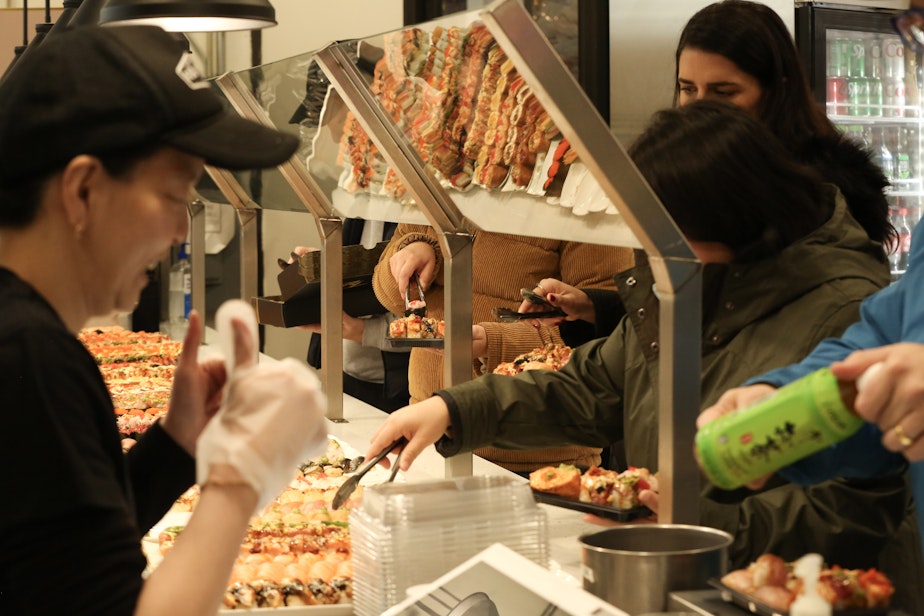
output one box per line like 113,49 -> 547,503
492,306 -> 566,322
331,436 -> 407,509
405,274 -> 427,317
492,287 -> 566,322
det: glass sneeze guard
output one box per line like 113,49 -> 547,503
207,0 -> 703,519
210,72 -> 347,422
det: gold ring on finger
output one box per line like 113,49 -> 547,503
535,283 -> 547,295
894,424 -> 914,449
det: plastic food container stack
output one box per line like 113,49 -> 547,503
350,475 -> 549,616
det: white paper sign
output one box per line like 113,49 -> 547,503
383,543 -> 628,616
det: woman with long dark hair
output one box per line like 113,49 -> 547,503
674,0 -> 894,247
521,0 -> 895,346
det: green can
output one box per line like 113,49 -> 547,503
696,368 -> 865,491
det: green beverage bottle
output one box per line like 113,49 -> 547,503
696,367 -> 868,491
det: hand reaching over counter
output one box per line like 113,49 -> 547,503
518,277 -> 595,324
389,239 -> 439,298
365,396 -> 452,472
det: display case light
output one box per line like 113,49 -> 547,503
99,0 -> 277,32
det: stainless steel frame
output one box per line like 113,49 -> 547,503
199,169 -> 261,306
212,73 -> 349,422
315,44 -> 477,477
187,198 -> 207,319
482,0 -> 702,523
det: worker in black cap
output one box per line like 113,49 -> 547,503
0,25 -> 330,615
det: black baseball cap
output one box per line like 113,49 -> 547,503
0,25 -> 299,187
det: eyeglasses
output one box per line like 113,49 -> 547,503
893,8 -> 924,54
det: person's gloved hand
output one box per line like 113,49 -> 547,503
196,301 -> 328,511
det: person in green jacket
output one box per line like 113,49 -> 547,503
366,101 -> 924,612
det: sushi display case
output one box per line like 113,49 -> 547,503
208,0 -> 703,523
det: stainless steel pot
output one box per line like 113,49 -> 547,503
580,524 -> 732,615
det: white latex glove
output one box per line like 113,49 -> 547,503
196,301 -> 328,511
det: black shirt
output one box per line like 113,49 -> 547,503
0,268 -> 195,615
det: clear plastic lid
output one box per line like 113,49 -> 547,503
354,475 -> 537,525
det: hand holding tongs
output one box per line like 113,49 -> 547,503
492,287 -> 566,322
331,436 -> 407,509
405,274 -> 427,317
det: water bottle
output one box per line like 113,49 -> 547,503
889,204 -> 905,276
894,127 -> 911,180
869,126 -> 894,181
898,207 -> 913,272
168,243 -> 192,336
696,366 -> 877,491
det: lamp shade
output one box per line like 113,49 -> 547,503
100,0 -> 277,32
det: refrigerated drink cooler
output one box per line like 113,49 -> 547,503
797,2 -> 922,280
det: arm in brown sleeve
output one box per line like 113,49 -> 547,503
372,223 -> 444,316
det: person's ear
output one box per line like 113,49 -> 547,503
59,155 -> 103,239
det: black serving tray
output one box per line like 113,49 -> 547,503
531,490 -> 652,522
256,241 -> 391,328
385,337 -> 444,348
252,281 -> 386,328
708,578 -> 889,616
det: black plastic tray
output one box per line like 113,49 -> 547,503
531,490 -> 652,522
385,337 -> 444,348
708,578 -> 889,616
252,283 -> 386,328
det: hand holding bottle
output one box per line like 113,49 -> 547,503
696,384 -> 779,489
831,343 -> 924,460
695,368 -> 869,490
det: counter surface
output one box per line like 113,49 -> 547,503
195,330 -> 604,596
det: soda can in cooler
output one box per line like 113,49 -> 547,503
868,77 -> 883,116
904,50 -> 922,117
828,37 -> 850,77
826,76 -> 849,115
884,36 -> 906,78
882,36 -> 905,116
885,75 -> 907,117
885,35 -> 906,117
847,38 -> 867,77
865,36 -> 884,115
846,38 -> 869,116
866,36 -> 884,77
847,76 -> 870,116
